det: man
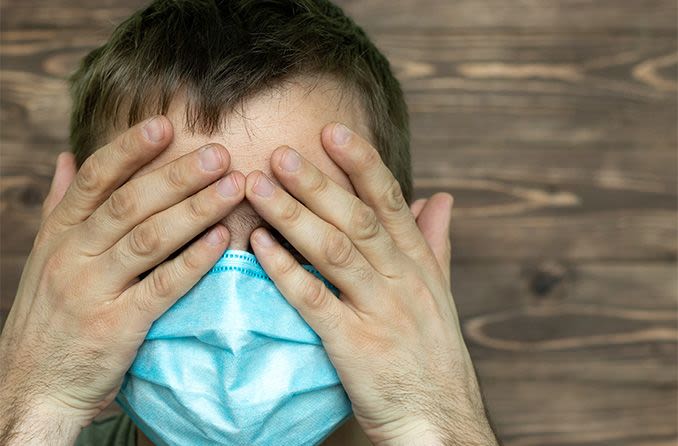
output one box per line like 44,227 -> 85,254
0,1 -> 499,445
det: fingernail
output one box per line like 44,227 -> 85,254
254,229 -> 275,247
332,123 -> 352,146
280,147 -> 301,172
204,226 -> 225,246
253,173 -> 275,197
199,145 -> 222,171
143,116 -> 164,142
217,173 -> 239,197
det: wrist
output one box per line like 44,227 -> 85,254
0,389 -> 84,446
364,382 -> 499,446
373,415 -> 497,446
366,418 -> 444,446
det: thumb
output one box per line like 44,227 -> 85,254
41,152 -> 77,221
414,192 -> 453,286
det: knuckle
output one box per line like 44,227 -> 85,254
166,162 -> 186,190
324,231 -> 355,268
353,262 -> 374,284
359,146 -> 382,169
129,222 -> 161,257
43,248 -> 66,275
278,199 -> 303,225
180,246 -> 203,272
149,267 -> 174,299
382,178 -> 406,214
299,279 -> 342,332
350,201 -> 380,241
307,171 -> 330,196
186,195 -> 209,220
75,157 -> 101,194
107,188 -> 137,221
300,277 -> 328,311
275,253 -> 299,277
130,293 -> 155,318
91,306 -> 122,337
42,251 -> 73,298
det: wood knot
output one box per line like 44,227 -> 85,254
527,261 -> 569,299
0,175 -> 49,215
19,184 -> 45,208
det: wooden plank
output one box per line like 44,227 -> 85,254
451,262 -> 677,445
2,29 -> 676,146
336,0 -> 678,32
1,0 -> 676,31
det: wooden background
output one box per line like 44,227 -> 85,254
1,0 -> 676,444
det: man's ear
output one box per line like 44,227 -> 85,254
409,198 -> 427,219
413,193 -> 454,285
41,152 -> 77,221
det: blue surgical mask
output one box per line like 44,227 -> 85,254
115,249 -> 352,446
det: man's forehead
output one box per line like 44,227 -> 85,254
128,75 -> 369,188
117,75 -> 370,257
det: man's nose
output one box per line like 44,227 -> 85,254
218,201 -> 265,251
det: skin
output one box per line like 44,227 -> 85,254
0,75 -> 498,445
124,76 -> 368,259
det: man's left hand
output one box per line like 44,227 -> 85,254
246,122 -> 498,446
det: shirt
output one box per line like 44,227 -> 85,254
75,413 -> 136,446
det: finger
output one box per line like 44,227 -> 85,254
102,171 -> 245,286
119,223 -> 230,330
41,152 -> 77,221
416,193 -> 454,287
250,227 -> 348,339
81,143 -> 232,254
409,198 -> 427,219
48,116 -> 172,230
245,170 -> 379,309
270,145 -> 403,278
320,123 -> 434,268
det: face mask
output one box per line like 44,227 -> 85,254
115,249 -> 352,446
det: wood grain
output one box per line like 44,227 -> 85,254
1,0 -> 676,444
2,0 -> 676,31
454,262 -> 677,445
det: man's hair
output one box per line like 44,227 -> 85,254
68,0 -> 412,202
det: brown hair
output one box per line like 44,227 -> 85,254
69,0 -> 412,202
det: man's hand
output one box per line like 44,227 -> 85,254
0,116 -> 245,445
247,123 -> 499,446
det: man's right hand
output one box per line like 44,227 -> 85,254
0,116 -> 245,445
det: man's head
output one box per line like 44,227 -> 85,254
68,0 -> 411,254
